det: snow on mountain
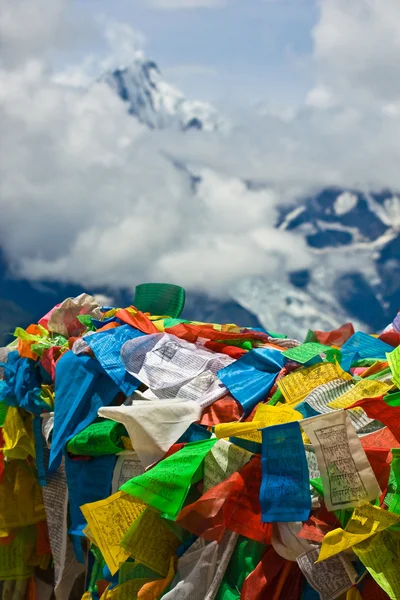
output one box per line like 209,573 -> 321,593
101,51 -> 225,132
232,276 -> 366,341
239,187 -> 400,337
334,192 -> 358,216
2,52 -> 398,341
101,55 -> 399,336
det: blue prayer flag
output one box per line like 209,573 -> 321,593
260,421 -> 311,522
65,453 -> 116,563
217,347 -> 286,415
340,331 -> 393,372
49,352 -> 120,472
85,324 -> 143,396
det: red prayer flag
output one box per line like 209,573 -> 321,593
200,396 -> 243,426
240,546 -> 303,600
364,448 -> 391,503
40,346 -> 63,381
347,396 -> 400,443
204,340 -> 247,359
36,520 -> 51,556
313,322 -> 355,347
360,426 -> 400,450
361,575 -> 393,600
297,515 -> 333,543
177,457 -> 271,544
378,330 -> 400,348
165,322 -> 270,345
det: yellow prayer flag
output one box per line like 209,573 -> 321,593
215,404 -> 303,443
137,556 -> 176,599
328,379 -> 391,410
214,421 -> 264,443
353,529 -> 400,600
346,588 -> 363,600
104,578 -> 151,599
278,362 -> 352,404
151,319 -> 165,332
254,403 -> 303,423
0,461 -> 45,530
121,436 -> 134,451
40,385 -> 54,410
2,407 -> 36,460
102,309 -> 119,319
81,491 -> 147,575
0,528 -> 35,581
121,508 -> 180,578
82,525 -> 96,545
387,345 -> 400,388
318,503 -> 400,562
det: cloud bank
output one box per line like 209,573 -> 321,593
0,0 -> 399,296
146,0 -> 228,9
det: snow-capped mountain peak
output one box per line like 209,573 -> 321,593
101,51 -> 224,132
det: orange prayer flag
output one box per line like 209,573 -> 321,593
17,324 -> 43,360
115,308 -> 159,334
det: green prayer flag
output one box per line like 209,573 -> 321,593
310,478 -> 324,496
163,318 -> 189,328
215,536 -> 266,600
311,478 -> 353,527
89,544 -> 106,593
267,331 -> 287,339
389,449 -> 400,516
384,391 -> 400,407
366,367 -> 392,381
352,358 -> 380,367
67,419 -> 127,456
118,561 -> 161,585
215,339 -> 252,350
267,388 -> 284,406
0,402 -> 8,427
77,314 -> 97,331
304,330 -> 317,343
384,466 -> 397,508
283,342 -> 341,365
120,438 -> 217,519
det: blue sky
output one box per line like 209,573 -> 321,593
64,0 -> 318,106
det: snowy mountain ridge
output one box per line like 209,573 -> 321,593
100,52 -> 399,337
101,51 -> 225,131
1,50 -> 398,343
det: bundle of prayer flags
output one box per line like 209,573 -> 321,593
0,290 -> 399,600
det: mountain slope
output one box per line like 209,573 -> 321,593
1,50 -> 399,341
233,187 -> 399,338
101,51 -> 224,131
101,52 -> 399,336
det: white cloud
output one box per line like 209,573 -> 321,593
101,18 -> 147,67
0,0 -> 67,67
305,85 -> 335,110
0,55 -> 311,294
54,18 -> 148,88
93,293 -> 115,306
146,0 -> 228,8
1,0 -> 400,299
312,0 -> 400,105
